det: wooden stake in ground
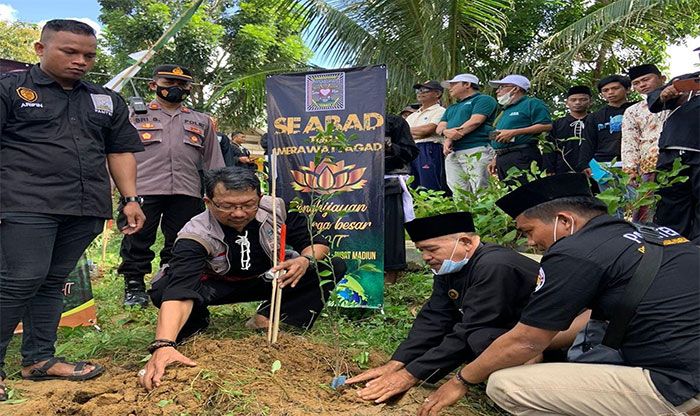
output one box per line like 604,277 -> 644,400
267,153 -> 284,344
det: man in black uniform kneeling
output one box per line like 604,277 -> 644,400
139,167 -> 345,391
420,173 -> 700,416
346,212 -> 540,403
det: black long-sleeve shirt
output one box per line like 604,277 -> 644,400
647,71 -> 700,158
391,244 -> 537,381
543,114 -> 589,174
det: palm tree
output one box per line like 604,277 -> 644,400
278,0 -> 700,108
279,0 -> 511,111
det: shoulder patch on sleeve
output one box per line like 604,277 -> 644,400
535,267 -> 546,292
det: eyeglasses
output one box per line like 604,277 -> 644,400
210,199 -> 259,213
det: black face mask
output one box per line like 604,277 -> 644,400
156,85 -> 189,103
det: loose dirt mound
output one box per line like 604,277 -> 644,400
3,334 -> 475,416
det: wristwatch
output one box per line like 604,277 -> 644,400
121,196 -> 144,206
302,254 -> 315,264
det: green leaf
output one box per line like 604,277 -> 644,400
157,399 -> 173,408
271,359 -> 282,374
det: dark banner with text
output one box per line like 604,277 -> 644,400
266,65 -> 386,308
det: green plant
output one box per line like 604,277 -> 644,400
595,158 -> 688,218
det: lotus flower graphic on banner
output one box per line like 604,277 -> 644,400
290,159 -> 367,194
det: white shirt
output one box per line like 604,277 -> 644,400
405,103 -> 446,144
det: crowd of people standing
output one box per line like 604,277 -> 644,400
0,18 -> 697,416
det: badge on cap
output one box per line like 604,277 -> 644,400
448,289 -> 459,300
172,67 -> 184,76
17,87 -> 38,103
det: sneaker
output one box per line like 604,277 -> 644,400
124,279 -> 149,308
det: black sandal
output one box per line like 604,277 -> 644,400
22,357 -> 104,382
0,369 -> 7,401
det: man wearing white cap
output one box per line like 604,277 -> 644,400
487,74 -> 552,182
435,74 -> 498,196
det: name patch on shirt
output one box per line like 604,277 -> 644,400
91,94 -> 113,116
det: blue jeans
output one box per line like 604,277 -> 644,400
0,213 -> 103,370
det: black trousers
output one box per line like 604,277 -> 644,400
149,258 -> 346,341
496,145 -> 543,184
384,178 -> 406,271
655,150 -> 700,243
118,195 -> 203,279
0,213 -> 103,370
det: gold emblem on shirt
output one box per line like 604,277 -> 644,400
141,123 -> 155,129
17,87 -> 38,103
448,289 -> 459,300
141,132 -> 152,140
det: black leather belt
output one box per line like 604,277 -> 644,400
494,143 -> 537,156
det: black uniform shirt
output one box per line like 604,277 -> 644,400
0,65 -> 143,218
543,114 -> 589,174
578,102 -> 636,165
391,244 -> 538,381
648,71 -> 700,158
520,215 -> 700,405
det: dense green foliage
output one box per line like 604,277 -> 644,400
0,21 -> 40,63
98,0 -> 313,129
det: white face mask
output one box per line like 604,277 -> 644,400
552,215 -> 576,244
433,237 -> 469,275
497,88 -> 514,106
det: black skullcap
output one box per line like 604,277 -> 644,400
405,212 -> 475,242
596,75 -> 631,92
566,85 -> 592,97
627,64 -> 661,81
153,64 -> 194,82
495,173 -> 592,219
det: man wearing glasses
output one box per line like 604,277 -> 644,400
139,167 -> 344,391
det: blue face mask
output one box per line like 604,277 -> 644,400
433,237 -> 469,275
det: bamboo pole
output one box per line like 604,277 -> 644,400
267,153 -> 282,344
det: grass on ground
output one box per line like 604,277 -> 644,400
1,227 -> 505,415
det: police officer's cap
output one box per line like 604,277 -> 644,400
405,212 -> 475,242
153,64 -> 193,82
496,173 -> 592,219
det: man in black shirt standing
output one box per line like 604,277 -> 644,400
139,167 -> 345,391
0,20 -> 145,398
419,174 -> 699,416
345,212 -> 538,403
578,75 -> 635,175
648,67 -> 700,243
543,86 -> 592,174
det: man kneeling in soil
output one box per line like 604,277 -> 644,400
346,212 -> 541,402
139,167 -> 344,391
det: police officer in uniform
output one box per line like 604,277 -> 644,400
118,64 -> 225,307
346,212 -> 539,403
419,173 -> 700,416
0,20 -> 145,399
